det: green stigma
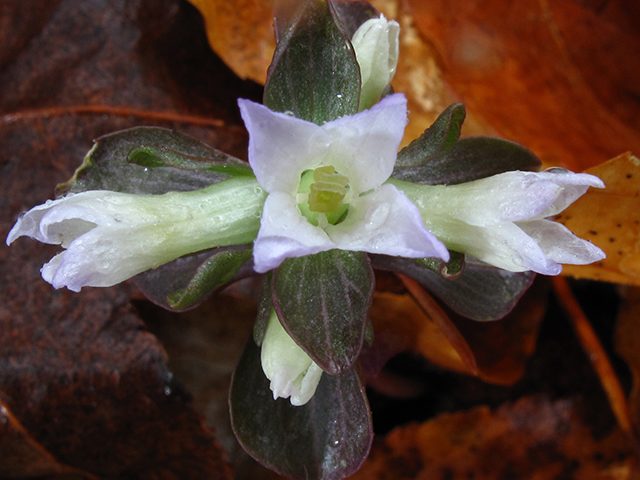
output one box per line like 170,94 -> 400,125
298,166 -> 350,226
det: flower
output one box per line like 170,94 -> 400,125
6,177 -> 267,291
238,93 -> 450,274
390,169 -> 606,275
260,309 -> 324,406
351,14 -> 400,111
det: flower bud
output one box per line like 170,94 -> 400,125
351,14 -> 400,111
260,310 -> 323,406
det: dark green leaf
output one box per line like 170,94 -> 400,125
166,247 -> 253,310
253,272 -> 273,347
272,250 -> 374,374
371,255 -> 535,321
410,251 -> 465,280
58,127 -> 243,196
392,136 -> 542,185
264,0 -> 361,124
395,103 -> 466,168
230,338 -> 372,480
128,145 -> 253,177
132,245 -> 256,312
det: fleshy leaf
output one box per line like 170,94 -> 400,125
230,338 -> 373,480
371,255 -> 535,321
264,0 -> 361,124
132,246 -> 255,311
392,136 -> 542,185
272,250 -> 374,374
166,247 -> 253,310
253,272 -> 273,346
128,145 -> 253,177
411,251 -> 465,280
58,127 -> 242,196
395,103 -> 466,168
332,0 -> 378,37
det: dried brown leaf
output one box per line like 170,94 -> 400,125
615,287 -> 640,441
366,277 -> 547,386
0,0 -> 263,477
186,0 -> 275,84
351,396 -> 639,480
407,0 -> 640,171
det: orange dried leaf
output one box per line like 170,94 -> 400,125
368,278 -> 546,386
351,396 -> 638,480
407,0 -> 640,171
187,0 -> 275,84
369,291 -> 471,375
557,153 -> 640,285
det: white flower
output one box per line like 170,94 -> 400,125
238,93 -> 450,274
390,169 -> 606,275
351,14 -> 400,111
260,310 -> 324,406
6,177 -> 266,291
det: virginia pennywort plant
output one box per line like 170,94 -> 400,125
6,1 -> 605,479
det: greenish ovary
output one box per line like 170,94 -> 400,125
298,165 -> 350,226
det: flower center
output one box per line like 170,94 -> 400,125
298,165 -> 350,226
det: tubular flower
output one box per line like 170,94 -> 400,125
351,14 -> 399,111
238,93 -> 450,274
390,169 -> 606,275
6,177 -> 267,291
260,310 -> 324,406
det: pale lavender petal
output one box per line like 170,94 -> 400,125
323,93 -> 407,192
532,169 -> 605,218
6,191 -> 118,246
423,216 -> 561,275
252,192 -> 335,273
518,219 -> 606,265
238,99 -> 330,194
326,184 -> 450,261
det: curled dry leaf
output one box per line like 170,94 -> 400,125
350,396 -> 638,480
557,153 -> 640,286
365,277 -> 547,386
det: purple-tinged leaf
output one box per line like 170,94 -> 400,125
230,338 -> 373,480
166,247 -> 253,310
58,127 -> 240,196
395,103 -> 466,168
128,144 -> 253,177
265,0 -> 361,124
371,255 -> 535,321
253,272 -> 273,346
393,136 -> 542,186
272,250 -> 374,374
410,251 -> 465,280
332,0 -> 378,37
132,245 -> 255,312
